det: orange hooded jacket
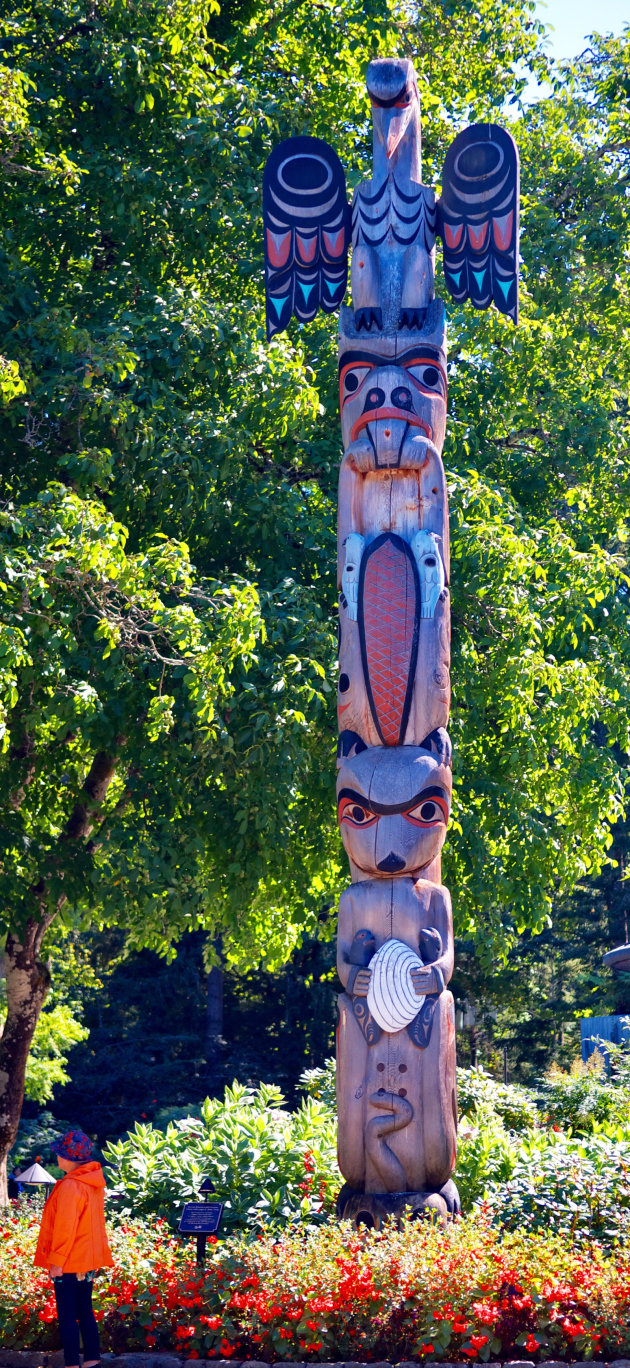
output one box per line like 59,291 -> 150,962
34,1161 -> 113,1274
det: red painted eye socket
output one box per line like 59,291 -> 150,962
340,363 -> 373,408
338,797 -> 378,828
370,93 -> 413,109
404,796 -> 449,828
404,360 -> 447,397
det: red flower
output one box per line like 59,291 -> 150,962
561,1318 -> 586,1338
524,1335 -> 539,1353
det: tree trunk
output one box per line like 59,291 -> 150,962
0,920 -> 51,1205
0,749 -> 118,1204
205,940 -> 224,1093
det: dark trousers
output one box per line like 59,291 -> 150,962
53,1274 -> 100,1367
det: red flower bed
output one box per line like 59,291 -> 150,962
3,1204 -> 630,1361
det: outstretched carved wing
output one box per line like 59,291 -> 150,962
437,124 -> 520,324
263,136 -> 351,340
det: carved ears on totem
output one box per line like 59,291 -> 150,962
337,726 -> 451,768
337,744 -> 451,878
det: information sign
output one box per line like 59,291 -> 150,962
178,1201 -> 224,1235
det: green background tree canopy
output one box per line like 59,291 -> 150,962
1,0 -> 629,1190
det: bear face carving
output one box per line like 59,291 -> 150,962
337,744 -> 451,879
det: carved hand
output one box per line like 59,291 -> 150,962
353,968 -> 372,996
343,438 -> 375,472
411,965 -> 435,995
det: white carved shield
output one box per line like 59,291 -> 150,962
367,938 -> 425,1033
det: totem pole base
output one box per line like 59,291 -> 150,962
336,1178 -> 460,1229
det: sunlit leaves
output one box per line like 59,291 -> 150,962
0,0 -> 629,972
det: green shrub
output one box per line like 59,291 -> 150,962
103,1080 -> 340,1232
456,1066 -> 539,1132
539,1047 -> 630,1136
455,1108 -> 517,1209
300,1057 -> 336,1109
480,1129 -> 630,1249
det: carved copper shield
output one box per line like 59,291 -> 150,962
358,532 -> 420,746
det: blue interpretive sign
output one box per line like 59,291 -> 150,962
178,1201 -> 223,1235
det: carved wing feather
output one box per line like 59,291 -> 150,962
437,123 -> 520,324
263,136 -> 351,340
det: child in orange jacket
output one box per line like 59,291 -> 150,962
34,1129 -> 113,1368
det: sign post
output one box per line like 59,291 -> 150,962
178,1178 -> 223,1266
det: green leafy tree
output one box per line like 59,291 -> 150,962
1,0 -> 630,1200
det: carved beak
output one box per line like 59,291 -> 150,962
384,103 -> 413,159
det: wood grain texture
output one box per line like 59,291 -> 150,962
334,58 -> 457,1214
336,877 -> 456,1193
261,56 -> 520,1221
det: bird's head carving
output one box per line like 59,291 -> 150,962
366,57 -> 420,161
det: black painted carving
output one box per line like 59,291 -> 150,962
419,727 -> 452,767
337,729 -> 368,761
437,123 -> 520,323
352,994 -> 383,1044
407,995 -> 440,1049
263,136 -> 351,339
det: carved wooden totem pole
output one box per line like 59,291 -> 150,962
263,57 -> 519,1225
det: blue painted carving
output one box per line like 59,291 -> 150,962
262,136 -> 351,339
437,124 -> 520,323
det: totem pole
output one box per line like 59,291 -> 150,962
263,57 -> 519,1225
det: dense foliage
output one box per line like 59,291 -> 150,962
1,0 -> 629,965
103,1081 -> 339,1230
79,1052 -> 630,1249
455,1052 -> 630,1243
1,0 -> 630,1186
42,925 -> 338,1138
3,1207 -> 630,1360
456,1065 -> 539,1131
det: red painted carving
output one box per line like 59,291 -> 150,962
297,233 -> 317,262
324,229 -> 345,256
443,221 -> 463,249
266,229 -> 290,268
362,537 -> 417,746
467,221 -> 489,251
493,211 -> 514,251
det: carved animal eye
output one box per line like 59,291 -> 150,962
340,365 -> 372,406
391,385 -> 413,410
338,798 -> 378,828
406,363 -> 445,396
405,795 -> 449,827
